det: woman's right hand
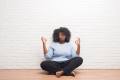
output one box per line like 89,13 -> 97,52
41,36 -> 47,44
41,36 -> 48,54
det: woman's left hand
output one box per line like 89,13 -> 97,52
75,38 -> 80,46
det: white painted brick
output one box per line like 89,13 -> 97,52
0,0 -> 120,69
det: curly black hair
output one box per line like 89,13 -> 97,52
52,27 -> 71,42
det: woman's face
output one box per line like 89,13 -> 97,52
59,32 -> 66,43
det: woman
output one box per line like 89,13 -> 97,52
40,27 -> 83,77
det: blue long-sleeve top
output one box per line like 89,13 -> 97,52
44,42 -> 79,62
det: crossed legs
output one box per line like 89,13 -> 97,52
40,57 -> 83,77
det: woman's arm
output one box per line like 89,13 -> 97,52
41,37 -> 48,55
41,36 -> 53,59
75,38 -> 80,55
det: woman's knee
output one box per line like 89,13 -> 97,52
40,61 -> 48,69
73,56 -> 83,65
40,60 -> 61,73
40,60 -> 58,70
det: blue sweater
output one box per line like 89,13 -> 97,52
44,42 -> 79,62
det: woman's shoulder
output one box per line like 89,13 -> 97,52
69,42 -> 74,45
67,42 -> 74,48
49,42 -> 58,47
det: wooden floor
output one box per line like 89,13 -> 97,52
0,69 -> 120,80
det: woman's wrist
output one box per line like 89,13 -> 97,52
42,42 -> 46,45
77,44 -> 80,47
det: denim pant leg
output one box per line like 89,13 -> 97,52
63,57 -> 83,74
40,60 -> 62,73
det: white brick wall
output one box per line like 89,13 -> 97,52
0,0 -> 120,69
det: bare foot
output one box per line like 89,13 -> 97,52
56,70 -> 64,78
71,71 -> 76,77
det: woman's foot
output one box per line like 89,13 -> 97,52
71,71 -> 76,77
56,70 -> 76,77
56,70 -> 64,78
64,71 -> 76,77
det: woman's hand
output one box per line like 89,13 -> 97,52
75,38 -> 80,46
75,37 -> 80,55
41,36 -> 47,44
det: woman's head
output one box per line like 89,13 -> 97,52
52,27 -> 71,43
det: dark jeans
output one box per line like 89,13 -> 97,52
40,56 -> 83,75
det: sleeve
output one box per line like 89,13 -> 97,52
44,45 -> 54,59
70,43 -> 79,58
